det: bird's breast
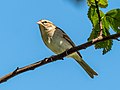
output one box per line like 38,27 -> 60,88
43,32 -> 72,54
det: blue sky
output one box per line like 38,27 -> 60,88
0,0 -> 120,90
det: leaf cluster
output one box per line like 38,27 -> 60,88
87,0 -> 120,54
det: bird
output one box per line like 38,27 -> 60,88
37,19 -> 98,78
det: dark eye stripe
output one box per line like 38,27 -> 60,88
42,21 -> 48,24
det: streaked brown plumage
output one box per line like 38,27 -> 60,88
37,19 -> 98,78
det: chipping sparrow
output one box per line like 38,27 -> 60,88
37,19 -> 98,78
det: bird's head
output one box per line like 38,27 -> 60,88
37,19 -> 56,31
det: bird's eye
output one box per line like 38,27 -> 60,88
42,21 -> 47,24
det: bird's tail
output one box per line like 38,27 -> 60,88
71,53 -> 98,78
76,59 -> 98,78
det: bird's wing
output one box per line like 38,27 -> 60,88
56,27 -> 75,47
56,27 -> 82,58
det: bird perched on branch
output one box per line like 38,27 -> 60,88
37,19 -> 98,78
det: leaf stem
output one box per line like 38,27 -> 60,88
92,0 -> 103,42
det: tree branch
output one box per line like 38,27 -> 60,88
0,32 -> 120,84
91,0 -> 103,43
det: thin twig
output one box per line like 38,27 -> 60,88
115,38 -> 120,41
95,0 -> 102,35
92,0 -> 103,42
0,33 -> 120,84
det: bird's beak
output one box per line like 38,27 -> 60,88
37,20 -> 42,25
37,20 -> 44,28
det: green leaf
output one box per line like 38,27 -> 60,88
98,0 -> 108,8
87,0 -> 96,6
87,6 -> 104,27
87,6 -> 101,40
87,6 -> 97,27
87,20 -> 100,41
105,9 -> 120,33
87,0 -> 108,8
88,6 -> 112,54
95,39 -> 113,55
